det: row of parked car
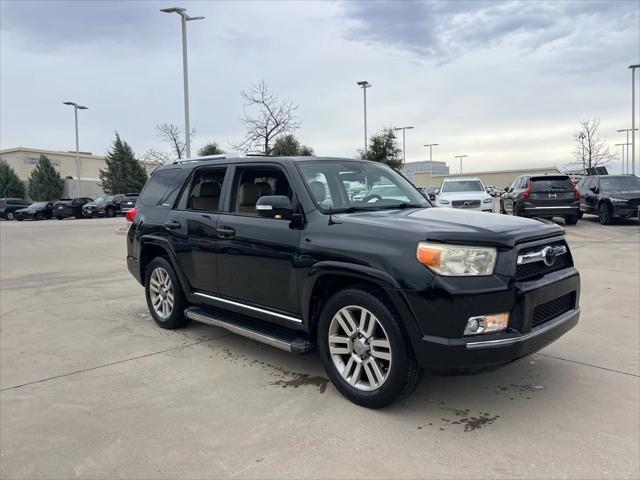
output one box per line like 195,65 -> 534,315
0,193 -> 139,221
420,174 -> 640,225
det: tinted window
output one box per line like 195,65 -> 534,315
600,176 -> 640,190
139,169 -> 183,207
530,177 -> 573,192
188,168 -> 226,211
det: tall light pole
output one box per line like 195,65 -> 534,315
62,101 -> 88,197
577,131 -> 586,173
161,7 -> 205,159
617,129 -> 638,174
454,155 -> 467,174
629,65 -> 640,175
616,143 -> 631,173
394,126 -> 414,164
423,143 -> 438,187
356,81 -> 371,154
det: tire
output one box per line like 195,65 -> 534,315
75,214 -> 84,219
598,203 -> 613,225
317,287 -> 422,409
144,256 -> 190,329
565,214 -> 579,225
106,208 -> 116,218
35,212 -> 44,221
577,210 -> 583,219
6,212 -> 14,221
56,216 -> 63,220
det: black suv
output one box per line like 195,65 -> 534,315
576,175 -> 640,225
97,194 -> 127,217
54,197 -> 93,219
501,174 -> 581,224
0,198 -> 30,220
127,156 -> 580,408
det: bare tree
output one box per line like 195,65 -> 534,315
143,123 -> 196,164
236,80 -> 301,155
570,118 -> 616,173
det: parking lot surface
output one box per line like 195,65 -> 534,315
1,216 -> 639,479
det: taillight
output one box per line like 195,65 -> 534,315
573,185 -> 580,200
125,208 -> 138,222
522,180 -> 532,200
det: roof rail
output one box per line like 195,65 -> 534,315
172,154 -> 227,164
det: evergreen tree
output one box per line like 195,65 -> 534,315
359,127 -> 403,170
198,142 -> 225,156
0,160 -> 26,198
27,155 -> 64,201
99,132 -> 148,194
270,134 -> 314,156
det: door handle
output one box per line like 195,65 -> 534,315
164,220 -> 181,229
216,226 -> 235,237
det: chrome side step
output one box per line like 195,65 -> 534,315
184,306 -> 313,353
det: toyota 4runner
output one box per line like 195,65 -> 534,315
126,155 -> 580,408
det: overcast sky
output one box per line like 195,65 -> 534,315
1,0 -> 638,174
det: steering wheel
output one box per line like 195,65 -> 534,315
362,194 -> 382,203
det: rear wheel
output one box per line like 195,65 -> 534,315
144,257 -> 190,329
6,212 -> 14,221
106,208 -> 116,218
317,288 -> 422,409
598,203 -> 613,225
565,214 -> 579,225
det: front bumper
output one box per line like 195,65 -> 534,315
407,268 -> 580,371
438,203 -> 494,212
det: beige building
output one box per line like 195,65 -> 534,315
414,166 -> 562,189
0,147 -> 161,198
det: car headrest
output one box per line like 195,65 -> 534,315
200,182 -> 221,198
238,182 -> 271,206
309,181 -> 326,202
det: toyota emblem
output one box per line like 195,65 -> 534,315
542,246 -> 557,267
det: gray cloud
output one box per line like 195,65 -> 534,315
342,0 -> 639,65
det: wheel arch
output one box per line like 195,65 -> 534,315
139,237 -> 191,294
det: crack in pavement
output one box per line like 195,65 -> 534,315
535,353 -> 639,378
0,333 -> 231,392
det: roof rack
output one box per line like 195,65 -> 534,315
172,154 -> 227,164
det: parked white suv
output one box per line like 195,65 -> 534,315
435,177 -> 494,212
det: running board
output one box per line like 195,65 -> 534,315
184,306 -> 313,353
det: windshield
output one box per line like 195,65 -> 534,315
93,197 -> 106,203
104,196 -> 114,202
30,202 -> 48,208
600,176 -> 640,191
297,160 -> 429,212
441,180 -> 484,193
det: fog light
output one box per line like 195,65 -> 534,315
464,313 -> 509,336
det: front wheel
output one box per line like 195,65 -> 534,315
106,208 -> 116,218
144,257 -> 190,329
317,288 -> 422,409
6,212 -> 14,220
598,203 -> 613,225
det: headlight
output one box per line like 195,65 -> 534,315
438,199 -> 450,205
416,242 -> 497,276
482,197 -> 493,204
610,198 -> 627,204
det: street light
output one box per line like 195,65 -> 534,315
454,155 -> 468,174
617,129 -> 638,174
615,143 -> 631,173
394,126 -> 414,164
161,6 -> 205,159
62,101 -> 88,197
356,81 -> 371,153
577,132 -> 586,174
629,65 -> 640,175
423,143 -> 439,187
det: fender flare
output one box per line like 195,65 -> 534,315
139,236 -> 192,295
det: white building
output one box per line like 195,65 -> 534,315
401,160 -> 449,184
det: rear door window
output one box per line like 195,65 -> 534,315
530,177 -> 573,192
139,169 -> 187,207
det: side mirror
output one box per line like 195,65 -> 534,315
428,193 -> 436,201
590,186 -> 599,194
256,195 -> 292,219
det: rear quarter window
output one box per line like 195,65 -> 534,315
139,169 -> 187,207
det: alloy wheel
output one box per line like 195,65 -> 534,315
328,306 -> 392,391
149,267 -> 175,319
6,212 -> 14,220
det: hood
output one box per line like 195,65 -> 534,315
335,207 -> 563,248
437,191 -> 491,201
603,189 -> 640,200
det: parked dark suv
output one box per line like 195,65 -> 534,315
97,194 -> 128,217
0,198 -> 30,220
127,156 -> 580,408
501,174 -> 581,225
576,175 -> 640,225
